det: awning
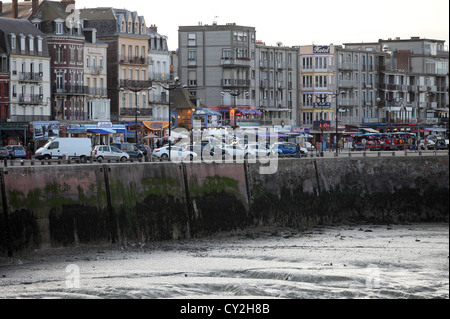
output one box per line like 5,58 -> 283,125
88,129 -> 116,135
427,127 -> 447,132
362,128 -> 380,133
143,121 -> 169,131
114,129 -> 135,134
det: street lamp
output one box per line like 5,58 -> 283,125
221,89 -> 250,127
308,94 -> 330,157
120,86 -> 153,143
152,77 -> 181,160
331,91 -> 347,156
376,97 -> 403,131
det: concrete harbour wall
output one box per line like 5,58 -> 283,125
1,157 -> 448,256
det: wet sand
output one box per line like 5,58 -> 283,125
0,223 -> 448,299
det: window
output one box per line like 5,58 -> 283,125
86,56 -> 90,68
11,34 -> 16,50
142,93 -> 147,108
188,50 -> 196,65
37,37 -> 42,53
70,46 -> 75,62
188,33 -> 196,46
56,46 -> 64,63
29,36 -> 34,52
56,22 -> 64,34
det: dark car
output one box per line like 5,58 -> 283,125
135,143 -> 150,156
110,143 -> 143,159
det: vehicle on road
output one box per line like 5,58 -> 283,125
185,144 -> 215,160
152,146 -> 198,161
135,143 -> 150,156
6,145 -> 27,159
274,142 -> 308,157
111,143 -> 143,159
0,146 -> 11,159
221,144 -> 247,159
92,145 -> 130,162
244,143 -> 273,158
35,138 -> 92,162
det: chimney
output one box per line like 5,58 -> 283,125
12,0 -> 18,18
60,0 -> 76,10
32,0 -> 39,16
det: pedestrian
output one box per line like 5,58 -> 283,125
296,143 -> 301,158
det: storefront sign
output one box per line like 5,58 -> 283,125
32,121 -> 60,140
313,46 -> 330,54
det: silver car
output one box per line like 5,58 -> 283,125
0,146 -> 9,160
92,145 -> 130,162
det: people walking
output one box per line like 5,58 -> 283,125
296,143 -> 301,158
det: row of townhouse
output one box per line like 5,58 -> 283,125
0,0 -> 173,144
177,22 -> 449,132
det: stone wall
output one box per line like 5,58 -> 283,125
1,157 -> 448,256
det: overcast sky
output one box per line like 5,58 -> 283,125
76,0 -> 449,51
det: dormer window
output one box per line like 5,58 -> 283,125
10,34 -> 16,50
20,34 -> 26,51
55,18 -> 65,34
37,36 -> 43,53
29,36 -> 35,52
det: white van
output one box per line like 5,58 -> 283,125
35,138 -> 92,162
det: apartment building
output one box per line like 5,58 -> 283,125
0,17 -> 51,123
81,7 -> 152,123
299,45 -> 337,129
147,24 -> 171,122
344,37 -> 449,128
255,42 -> 299,126
178,23 -> 257,126
83,28 -> 110,121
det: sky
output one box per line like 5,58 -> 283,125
76,0 -> 449,51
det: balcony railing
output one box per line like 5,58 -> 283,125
220,57 -> 252,68
87,87 -> 108,96
18,94 -> 44,105
119,56 -> 149,65
120,80 -> 153,90
53,86 -> 89,95
221,79 -> 251,88
19,72 -> 43,83
120,108 -> 152,117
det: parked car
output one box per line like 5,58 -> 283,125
273,143 -> 297,157
0,147 -> 10,160
303,141 -> 315,152
34,138 -> 92,162
152,146 -> 198,161
6,145 -> 27,159
276,142 -> 308,157
92,145 -> 130,162
221,144 -> 247,159
244,143 -> 273,157
111,143 -> 143,159
135,143 -> 150,156
185,144 -> 215,160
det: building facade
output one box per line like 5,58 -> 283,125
255,42 -> 299,127
344,37 -> 449,129
178,23 -> 257,126
82,7 -> 152,123
0,17 -> 51,123
83,28 -> 110,121
147,24 -> 172,122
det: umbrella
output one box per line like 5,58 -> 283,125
144,134 -> 158,139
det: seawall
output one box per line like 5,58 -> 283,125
1,157 -> 449,256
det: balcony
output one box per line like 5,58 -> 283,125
339,62 -> 358,70
53,86 -> 89,95
87,87 -> 108,97
220,57 -> 251,68
120,80 -> 153,90
19,72 -> 43,83
221,79 -> 251,88
120,108 -> 153,117
119,56 -> 149,65
18,94 -> 44,105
